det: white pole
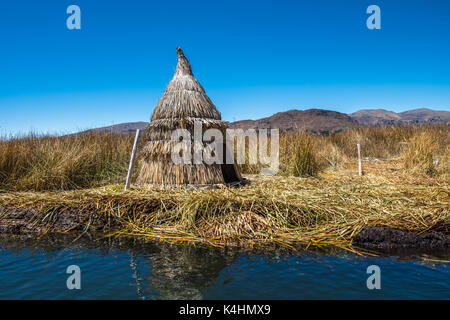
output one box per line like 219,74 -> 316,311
125,129 -> 141,191
357,143 -> 362,176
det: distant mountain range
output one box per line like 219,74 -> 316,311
350,108 -> 450,126
84,108 -> 449,135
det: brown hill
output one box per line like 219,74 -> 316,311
78,122 -> 148,135
350,108 -> 450,126
228,109 -> 359,135
399,108 -> 450,123
350,109 -> 401,126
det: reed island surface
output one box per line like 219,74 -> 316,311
1,158 -> 448,255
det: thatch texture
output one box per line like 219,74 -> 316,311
137,48 -> 243,186
150,48 -> 221,121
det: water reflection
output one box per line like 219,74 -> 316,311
146,243 -> 238,299
0,234 -> 448,300
0,235 -> 239,300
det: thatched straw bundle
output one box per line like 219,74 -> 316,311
137,48 -> 243,187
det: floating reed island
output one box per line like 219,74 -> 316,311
0,158 -> 448,253
0,48 -> 448,253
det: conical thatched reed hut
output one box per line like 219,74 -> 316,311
137,48 -> 244,187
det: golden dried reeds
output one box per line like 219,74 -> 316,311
0,124 -> 448,191
0,161 -> 448,251
0,131 -> 136,191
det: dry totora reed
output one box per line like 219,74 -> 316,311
0,159 -> 448,252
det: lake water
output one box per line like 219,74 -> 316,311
0,235 -> 448,299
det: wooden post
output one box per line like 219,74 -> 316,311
357,143 -> 362,176
125,129 -> 141,191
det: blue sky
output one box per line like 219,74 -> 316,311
0,0 -> 449,135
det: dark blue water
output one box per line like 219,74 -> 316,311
0,235 -> 448,299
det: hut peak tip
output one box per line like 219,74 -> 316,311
176,47 -> 187,61
174,47 -> 193,76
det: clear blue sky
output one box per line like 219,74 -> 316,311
0,0 -> 449,135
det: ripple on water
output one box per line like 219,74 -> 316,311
0,237 -> 448,299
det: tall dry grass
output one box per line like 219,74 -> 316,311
401,128 -> 449,176
280,132 -> 320,177
0,124 -> 448,191
0,132 -> 138,191
238,124 -> 449,176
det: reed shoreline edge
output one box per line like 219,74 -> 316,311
1,168 -> 448,255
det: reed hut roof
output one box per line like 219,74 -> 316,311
150,48 -> 223,124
